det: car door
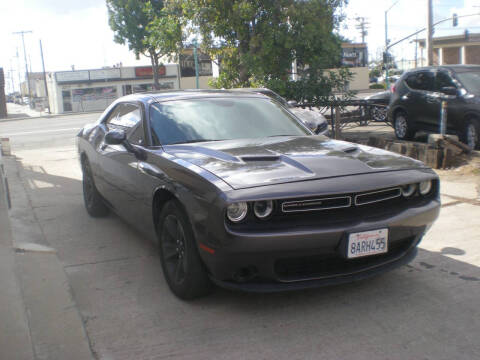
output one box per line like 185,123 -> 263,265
404,70 -> 435,129
99,102 -> 146,221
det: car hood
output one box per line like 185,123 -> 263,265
163,136 -> 426,189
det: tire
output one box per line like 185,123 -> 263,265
157,200 -> 212,300
82,158 -> 109,217
371,105 -> 387,122
394,111 -> 416,140
461,119 -> 479,150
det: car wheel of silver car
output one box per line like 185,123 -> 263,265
372,106 -> 387,122
82,158 -> 109,217
157,200 -> 212,300
463,120 -> 479,150
394,111 -> 415,140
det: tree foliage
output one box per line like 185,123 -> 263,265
179,0 -> 353,105
107,0 -> 182,89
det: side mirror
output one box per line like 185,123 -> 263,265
105,129 -> 126,145
440,86 -> 457,96
287,100 -> 298,107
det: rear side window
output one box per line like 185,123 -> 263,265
435,72 -> 456,91
405,71 -> 434,91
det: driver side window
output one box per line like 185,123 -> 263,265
105,103 -> 145,145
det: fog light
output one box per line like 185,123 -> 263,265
401,184 -> 416,197
419,181 -> 432,195
253,200 -> 274,219
226,202 -> 248,222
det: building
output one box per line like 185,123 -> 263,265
21,72 -> 47,98
340,43 -> 369,90
416,32 -> 480,66
47,64 -> 180,114
179,47 -> 214,89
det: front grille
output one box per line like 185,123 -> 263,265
274,236 -> 415,282
280,186 -> 402,214
354,187 -> 401,206
282,196 -> 351,213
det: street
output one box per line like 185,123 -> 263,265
1,113 -> 480,360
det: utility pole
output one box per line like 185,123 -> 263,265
355,17 -> 369,43
9,60 -> 16,93
384,0 -> 400,89
426,0 -> 433,66
12,30 -> 33,103
39,40 -> 50,114
15,48 -> 22,96
192,38 -> 200,89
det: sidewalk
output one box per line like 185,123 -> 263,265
0,145 -> 93,360
0,147 -> 34,360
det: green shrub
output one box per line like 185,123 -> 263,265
369,83 -> 386,89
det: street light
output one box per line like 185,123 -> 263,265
385,0 -> 401,89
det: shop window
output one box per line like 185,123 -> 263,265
62,90 -> 72,112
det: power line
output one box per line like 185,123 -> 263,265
12,30 -> 32,101
355,17 -> 370,43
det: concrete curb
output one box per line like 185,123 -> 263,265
0,139 -> 11,208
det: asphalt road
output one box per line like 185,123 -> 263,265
1,114 -> 480,360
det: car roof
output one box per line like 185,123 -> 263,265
405,65 -> 480,74
118,89 -> 270,104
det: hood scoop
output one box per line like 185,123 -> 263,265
241,155 -> 280,162
342,146 -> 359,153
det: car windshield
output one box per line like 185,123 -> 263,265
456,71 -> 480,94
149,97 -> 310,145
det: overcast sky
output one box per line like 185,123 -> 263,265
0,0 -> 478,93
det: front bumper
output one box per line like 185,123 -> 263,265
199,199 -> 440,292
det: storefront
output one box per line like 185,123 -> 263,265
47,65 -> 179,114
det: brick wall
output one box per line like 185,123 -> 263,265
0,68 -> 7,119
465,45 -> 480,64
442,47 -> 460,64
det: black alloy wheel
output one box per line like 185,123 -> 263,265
157,200 -> 212,300
82,159 -> 109,217
394,111 -> 415,140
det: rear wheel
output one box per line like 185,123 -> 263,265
461,119 -> 479,150
82,158 -> 109,217
157,200 -> 212,300
394,111 -> 415,140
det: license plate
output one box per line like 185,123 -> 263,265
347,229 -> 388,259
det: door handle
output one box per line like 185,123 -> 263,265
138,162 -> 164,178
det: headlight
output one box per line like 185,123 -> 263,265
253,200 -> 274,219
226,202 -> 248,222
419,180 -> 432,195
401,184 -> 416,197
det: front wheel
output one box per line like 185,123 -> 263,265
394,111 -> 415,140
461,119 -> 479,150
157,200 -> 212,300
82,159 -> 109,217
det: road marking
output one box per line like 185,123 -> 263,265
2,127 -> 82,136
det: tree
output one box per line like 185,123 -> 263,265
107,0 -> 182,89
180,0 -> 351,105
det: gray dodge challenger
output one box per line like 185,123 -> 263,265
77,90 -> 440,299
